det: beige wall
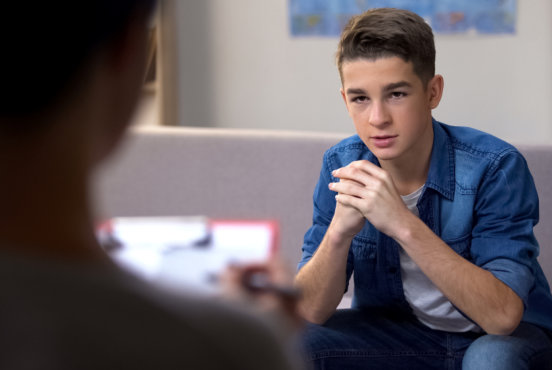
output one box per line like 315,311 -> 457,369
159,0 -> 552,144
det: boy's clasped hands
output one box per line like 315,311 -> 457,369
329,160 -> 411,239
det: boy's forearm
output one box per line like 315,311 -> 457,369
396,216 -> 524,335
295,227 -> 353,324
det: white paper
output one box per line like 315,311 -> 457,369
99,217 -> 276,295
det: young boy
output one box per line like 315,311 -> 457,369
0,2 -> 300,369
295,8 -> 552,369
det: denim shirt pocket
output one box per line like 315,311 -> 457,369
351,235 -> 378,290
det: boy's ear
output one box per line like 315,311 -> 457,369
428,74 -> 444,110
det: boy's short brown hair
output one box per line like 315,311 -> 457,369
336,8 -> 435,86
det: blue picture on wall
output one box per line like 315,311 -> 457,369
289,0 -> 517,37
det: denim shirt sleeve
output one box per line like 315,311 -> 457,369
297,150 -> 354,292
471,149 -> 539,306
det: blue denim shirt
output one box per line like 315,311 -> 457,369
299,120 -> 552,331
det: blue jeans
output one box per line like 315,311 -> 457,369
301,308 -> 552,370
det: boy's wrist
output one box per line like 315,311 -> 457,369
326,222 -> 357,248
391,212 -> 426,246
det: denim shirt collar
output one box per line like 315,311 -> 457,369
426,119 -> 455,201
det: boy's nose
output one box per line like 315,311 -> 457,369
368,101 -> 390,127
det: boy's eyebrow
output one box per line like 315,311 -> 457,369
345,88 -> 366,95
345,81 -> 413,95
383,81 -> 412,92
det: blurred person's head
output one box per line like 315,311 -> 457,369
0,0 -> 156,164
336,8 -> 435,88
0,1 -> 157,257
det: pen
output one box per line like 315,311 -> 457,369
243,272 -> 301,300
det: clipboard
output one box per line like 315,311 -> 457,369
97,216 -> 279,295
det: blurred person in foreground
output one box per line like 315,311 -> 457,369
294,8 -> 552,370
0,2 -> 302,369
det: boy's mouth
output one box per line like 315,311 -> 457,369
371,135 -> 397,148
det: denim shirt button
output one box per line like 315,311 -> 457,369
388,266 -> 398,274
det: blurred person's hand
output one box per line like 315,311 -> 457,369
220,258 -> 304,331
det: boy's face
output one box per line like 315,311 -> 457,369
340,57 -> 442,164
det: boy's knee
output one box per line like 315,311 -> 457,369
462,334 -> 527,370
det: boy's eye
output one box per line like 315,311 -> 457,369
351,96 -> 368,103
390,91 -> 407,99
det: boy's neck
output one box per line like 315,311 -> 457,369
383,160 -> 430,196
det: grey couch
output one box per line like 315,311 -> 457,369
94,126 -> 552,292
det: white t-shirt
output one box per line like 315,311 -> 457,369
400,186 -> 479,332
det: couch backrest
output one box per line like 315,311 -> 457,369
94,126 -> 343,267
517,145 -> 552,282
94,126 -> 552,284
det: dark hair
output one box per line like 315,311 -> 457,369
0,0 -> 155,122
336,8 -> 435,86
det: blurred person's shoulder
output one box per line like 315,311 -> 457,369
0,251 -> 301,370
